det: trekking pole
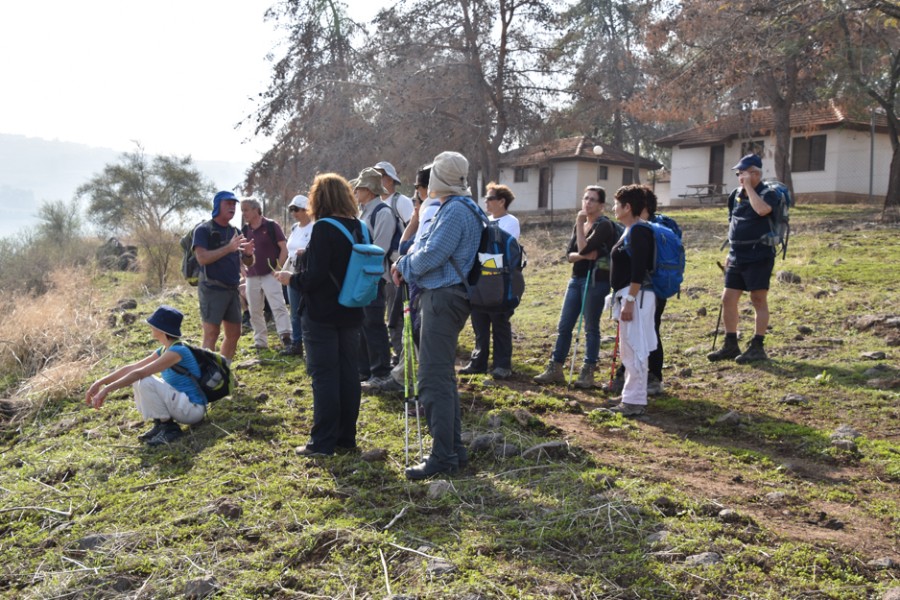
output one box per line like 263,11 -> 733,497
711,260 -> 726,352
568,264 -> 594,387
608,320 -> 620,391
402,284 -> 423,467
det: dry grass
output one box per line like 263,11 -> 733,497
0,267 -> 110,423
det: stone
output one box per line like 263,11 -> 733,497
831,439 -> 857,452
214,498 -> 242,519
861,351 -> 887,360
716,410 -> 743,426
868,378 -> 900,390
486,414 -> 503,429
117,298 -> 138,310
469,433 -> 504,452
718,509 -> 742,523
183,577 -> 219,599
107,314 -> 117,327
646,530 -> 670,545
652,496 -> 678,517
427,480 -> 453,499
830,425 -> 860,441
779,393 -> 809,406
776,270 -> 801,284
863,365 -> 892,377
813,290 -> 828,299
696,306 -> 707,317
121,313 -> 137,325
512,408 -> 535,427
361,448 -> 388,462
426,558 -> 457,576
867,557 -> 897,570
493,442 -> 521,459
685,552 -> 723,566
765,492 -> 787,505
77,534 -> 111,551
678,367 -> 693,377
797,325 -> 814,335
883,587 -> 900,600
521,441 -> 570,459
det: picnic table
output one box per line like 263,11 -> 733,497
678,183 -> 729,205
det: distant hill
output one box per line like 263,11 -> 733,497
0,134 -> 249,239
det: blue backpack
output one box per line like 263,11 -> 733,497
319,218 -> 385,308
651,213 -> 682,240
624,221 -> 685,299
446,197 -> 526,312
724,180 -> 792,259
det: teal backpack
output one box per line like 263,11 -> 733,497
320,218 -> 385,308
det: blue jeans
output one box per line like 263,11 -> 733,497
302,314 -> 362,454
551,275 -> 610,365
287,284 -> 303,346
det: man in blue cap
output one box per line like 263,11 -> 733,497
192,191 -> 255,360
708,153 -> 779,364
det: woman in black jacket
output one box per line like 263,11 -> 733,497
276,173 -> 364,456
607,185 -> 658,417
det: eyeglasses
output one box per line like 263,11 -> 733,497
485,195 -> 499,202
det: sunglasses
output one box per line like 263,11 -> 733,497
485,195 -> 499,201
289,206 -> 306,212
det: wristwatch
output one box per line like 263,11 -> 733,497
624,293 -> 636,303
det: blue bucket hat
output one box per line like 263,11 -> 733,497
146,305 -> 183,338
732,153 -> 762,171
212,190 -> 238,217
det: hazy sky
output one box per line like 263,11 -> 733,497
0,1 -> 373,166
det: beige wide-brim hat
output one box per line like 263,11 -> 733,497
350,167 -> 389,196
428,151 -> 470,197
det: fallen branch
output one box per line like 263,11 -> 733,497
383,505 -> 408,530
0,505 -> 72,517
128,478 -> 183,493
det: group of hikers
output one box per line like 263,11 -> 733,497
86,151 -> 784,479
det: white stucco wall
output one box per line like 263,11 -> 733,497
666,129 -> 891,203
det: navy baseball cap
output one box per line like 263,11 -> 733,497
732,154 -> 762,171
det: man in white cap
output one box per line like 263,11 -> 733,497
374,161 -> 415,364
392,151 -> 482,480
282,194 -> 314,356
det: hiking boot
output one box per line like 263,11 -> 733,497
573,363 -> 595,389
374,376 -> 404,393
281,333 -> 292,347
459,362 -> 486,375
707,338 -> 741,362
534,361 -> 565,384
646,373 -> 664,396
146,421 -> 184,446
491,367 -> 512,380
137,419 -> 163,442
279,343 -> 303,357
735,341 -> 768,364
600,374 -> 624,395
605,402 -> 646,417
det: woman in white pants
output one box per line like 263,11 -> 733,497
85,305 -> 207,445
607,185 -> 658,416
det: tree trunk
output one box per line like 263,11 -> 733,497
884,132 -> 900,222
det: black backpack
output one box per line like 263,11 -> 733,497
170,342 -> 234,403
447,197 -> 526,312
181,221 -> 239,285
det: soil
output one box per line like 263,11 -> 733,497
471,377 -> 899,561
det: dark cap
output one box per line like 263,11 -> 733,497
415,164 -> 432,188
732,154 -> 762,171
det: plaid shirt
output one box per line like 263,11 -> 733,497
396,196 -> 482,290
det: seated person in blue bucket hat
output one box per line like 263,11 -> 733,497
85,305 -> 207,446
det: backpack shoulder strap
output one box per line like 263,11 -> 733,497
319,217 -> 356,244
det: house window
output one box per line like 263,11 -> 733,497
622,168 -> 634,186
514,167 -> 528,183
740,140 -> 765,158
791,134 -> 826,172
597,165 -> 608,180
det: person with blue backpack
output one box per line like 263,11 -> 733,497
392,151 -> 482,480
460,182 -> 521,379
85,305 -> 206,446
605,185 -> 660,417
351,167 -> 399,389
275,173 -> 365,457
707,153 -> 780,364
